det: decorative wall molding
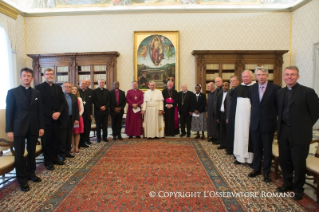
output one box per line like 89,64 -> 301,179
0,2 -> 19,20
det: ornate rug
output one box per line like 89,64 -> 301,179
0,138 -> 318,211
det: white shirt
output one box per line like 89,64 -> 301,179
220,91 -> 228,112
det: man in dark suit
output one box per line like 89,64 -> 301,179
78,80 -> 92,148
6,68 -> 44,192
85,78 -> 94,145
275,66 -> 319,200
178,84 -> 193,138
109,81 -> 126,141
59,82 -> 79,161
216,82 -> 230,150
248,67 -> 280,182
35,68 -> 66,170
93,79 -> 110,143
211,77 -> 223,144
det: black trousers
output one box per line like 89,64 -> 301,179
95,114 -> 108,140
14,132 -> 37,185
219,112 -> 227,148
180,112 -> 192,135
60,116 -> 73,157
42,120 -> 60,166
279,123 -> 309,193
251,125 -> 274,175
213,114 -> 220,140
111,112 -> 123,137
80,112 -> 91,144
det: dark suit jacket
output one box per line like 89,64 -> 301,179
276,83 -> 319,144
109,89 -> 126,115
35,82 -> 65,126
60,93 -> 79,129
249,82 -> 281,133
190,92 -> 206,113
6,85 -> 44,136
93,88 -> 110,116
78,88 -> 93,118
225,89 -> 233,120
213,86 -> 223,116
178,91 -> 194,114
216,90 -> 230,120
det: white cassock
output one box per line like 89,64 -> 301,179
142,89 -> 165,138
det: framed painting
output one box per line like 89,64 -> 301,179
134,31 -> 179,92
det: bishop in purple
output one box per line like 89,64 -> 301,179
125,81 -> 144,138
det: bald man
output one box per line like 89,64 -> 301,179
178,84 -> 194,137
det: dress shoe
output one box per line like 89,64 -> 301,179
129,136 -> 133,139
195,135 -> 200,139
113,136 -> 117,141
97,138 -> 101,143
28,176 -> 42,182
276,185 -> 293,193
248,170 -> 261,178
66,153 -> 75,158
234,160 -> 241,165
292,192 -> 304,200
118,136 -> 123,140
201,136 -> 205,140
59,156 -> 66,162
20,183 -> 30,192
226,151 -> 233,155
103,138 -> 108,142
264,174 -> 272,182
187,134 -> 190,138
79,143 -> 89,148
217,146 -> 226,150
207,138 -> 213,142
212,141 -> 220,145
86,140 -> 92,145
136,136 -> 141,139
180,133 -> 186,137
53,160 -> 65,165
45,164 -> 55,170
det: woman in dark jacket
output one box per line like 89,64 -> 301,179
191,84 -> 207,139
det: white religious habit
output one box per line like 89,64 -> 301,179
234,81 -> 256,164
142,89 -> 165,138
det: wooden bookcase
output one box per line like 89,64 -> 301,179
192,50 -> 288,94
27,52 -> 120,90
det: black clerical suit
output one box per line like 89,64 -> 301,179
60,92 -> 79,158
162,88 -> 179,136
249,82 -> 280,175
6,85 -> 44,186
225,87 -> 236,154
216,90 -> 230,148
79,88 -> 93,145
178,90 -> 193,137
109,89 -> 126,139
35,82 -> 65,166
276,83 -> 319,193
213,86 -> 223,140
93,88 -> 110,142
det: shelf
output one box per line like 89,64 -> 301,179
222,69 -> 235,73
94,71 -> 106,74
78,71 -> 91,75
56,72 -> 68,75
206,70 -> 219,74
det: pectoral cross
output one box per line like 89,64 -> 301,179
83,101 -> 86,105
134,96 -> 137,100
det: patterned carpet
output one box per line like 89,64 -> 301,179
0,138 -> 318,211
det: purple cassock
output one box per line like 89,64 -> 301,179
125,89 -> 144,136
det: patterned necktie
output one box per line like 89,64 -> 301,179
259,86 -> 264,102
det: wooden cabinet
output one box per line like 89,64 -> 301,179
192,50 -> 288,93
27,52 -> 120,89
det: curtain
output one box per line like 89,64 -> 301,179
0,26 -> 14,109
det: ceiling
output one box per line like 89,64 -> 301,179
1,0 -> 311,16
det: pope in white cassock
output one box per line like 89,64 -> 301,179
141,81 -> 165,138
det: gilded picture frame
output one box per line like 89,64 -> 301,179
134,31 -> 180,92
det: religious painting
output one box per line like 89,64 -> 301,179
56,0 -> 112,8
134,31 -> 179,92
200,0 -> 258,4
132,0 -> 178,5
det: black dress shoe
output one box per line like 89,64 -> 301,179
20,183 -> 30,192
86,141 -> 92,145
180,133 -> 186,137
264,174 -> 272,182
103,138 -> 108,142
53,160 -> 65,165
136,136 -> 141,139
226,151 -> 233,155
212,141 -> 220,145
293,192 -> 304,200
118,136 -> 123,140
59,156 -> 66,162
187,134 -> 191,138
201,136 -> 205,140
195,135 -> 200,139
248,170 -> 261,178
234,160 -> 241,165
66,153 -> 75,158
97,139 -> 101,143
79,143 -> 89,148
28,176 -> 42,182
276,185 -> 293,193
129,136 -> 133,139
45,164 -> 55,170
113,136 -> 117,141
217,146 -> 226,150
207,138 -> 213,142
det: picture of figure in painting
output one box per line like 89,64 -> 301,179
136,34 -> 176,89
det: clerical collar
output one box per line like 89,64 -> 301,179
183,90 -> 187,93
22,85 -> 30,89
100,88 -> 103,90
287,83 -> 298,90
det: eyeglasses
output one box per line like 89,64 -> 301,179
284,73 -> 298,77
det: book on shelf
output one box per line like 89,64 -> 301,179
78,75 -> 90,81
57,66 -> 68,73
206,64 -> 219,70
268,73 -> 274,80
245,64 -> 258,70
80,66 -> 90,72
94,65 -> 107,71
57,75 -> 69,82
94,74 -> 105,81
222,64 -> 235,70
222,73 -> 234,81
